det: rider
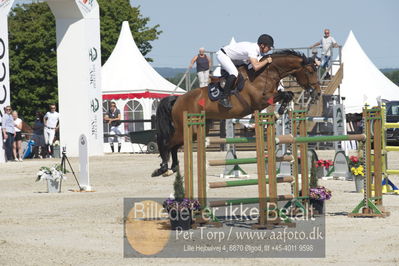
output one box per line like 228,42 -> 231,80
216,34 -> 274,108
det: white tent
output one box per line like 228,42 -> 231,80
102,21 -> 185,124
101,21 -> 185,152
336,31 -> 399,113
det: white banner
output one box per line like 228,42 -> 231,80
1,0 -> 103,160
0,0 -> 14,163
47,0 -> 103,156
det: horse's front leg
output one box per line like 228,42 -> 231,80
309,88 -> 321,104
275,91 -> 294,115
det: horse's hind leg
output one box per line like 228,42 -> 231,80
151,144 -> 170,177
170,145 -> 180,173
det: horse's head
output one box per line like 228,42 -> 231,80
292,56 -> 321,103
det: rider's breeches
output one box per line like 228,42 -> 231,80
109,126 -> 122,143
216,50 -> 238,77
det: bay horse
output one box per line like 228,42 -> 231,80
152,50 -> 321,177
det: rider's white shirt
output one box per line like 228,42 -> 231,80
222,42 -> 260,62
44,111 -> 59,128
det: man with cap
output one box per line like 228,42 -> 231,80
216,34 -> 274,108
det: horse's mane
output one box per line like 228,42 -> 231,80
244,49 -> 310,81
269,49 -> 309,65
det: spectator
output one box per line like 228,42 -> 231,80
189,47 -> 212,88
2,106 -> 15,162
44,104 -> 60,158
32,112 -> 46,159
310,29 -> 338,78
104,101 -> 122,153
12,111 -> 23,162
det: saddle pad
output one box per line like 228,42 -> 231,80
208,83 -> 223,101
207,74 -> 245,102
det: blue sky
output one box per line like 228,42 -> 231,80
131,0 -> 399,69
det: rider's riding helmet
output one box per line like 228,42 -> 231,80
257,34 -> 274,48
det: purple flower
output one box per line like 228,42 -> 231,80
309,187 -> 332,200
163,198 -> 201,211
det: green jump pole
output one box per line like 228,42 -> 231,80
208,155 -> 293,166
208,134 -> 366,146
207,137 -> 257,145
209,176 -> 294,189
209,194 -> 294,207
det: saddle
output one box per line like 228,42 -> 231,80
207,69 -> 245,101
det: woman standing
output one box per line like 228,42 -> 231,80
189,47 -> 211,88
12,111 -> 23,161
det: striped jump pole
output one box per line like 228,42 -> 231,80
306,117 -> 333,123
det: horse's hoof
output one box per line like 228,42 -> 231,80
151,168 -> 167,177
171,165 -> 179,173
162,170 -> 174,177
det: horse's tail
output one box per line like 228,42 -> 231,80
155,96 -> 178,151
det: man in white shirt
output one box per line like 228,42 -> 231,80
310,29 -> 338,77
44,104 -> 60,157
216,34 -> 274,108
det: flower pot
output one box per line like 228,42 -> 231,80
47,178 -> 61,193
354,175 -> 364,193
168,209 -> 192,230
310,199 -> 325,214
316,167 -> 329,178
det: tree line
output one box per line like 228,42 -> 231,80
8,0 -> 161,123
384,70 -> 399,86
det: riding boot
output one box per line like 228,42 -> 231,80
110,143 -> 114,153
118,143 -> 122,153
219,74 -> 236,109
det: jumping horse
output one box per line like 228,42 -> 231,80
152,50 -> 321,177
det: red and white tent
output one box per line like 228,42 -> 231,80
102,21 -> 185,130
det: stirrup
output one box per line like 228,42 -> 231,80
219,97 -> 232,109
